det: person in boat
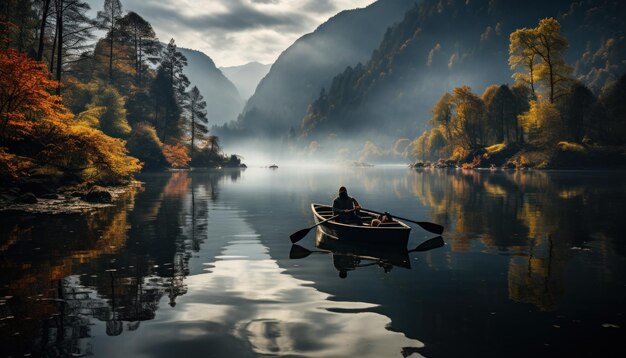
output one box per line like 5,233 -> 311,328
371,212 -> 394,227
332,186 -> 362,224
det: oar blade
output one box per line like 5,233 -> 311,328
290,227 -> 312,243
416,221 -> 444,235
412,236 -> 444,252
289,244 -> 313,259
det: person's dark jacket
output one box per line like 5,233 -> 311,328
332,193 -> 361,225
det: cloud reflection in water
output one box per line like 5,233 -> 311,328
93,205 -> 424,357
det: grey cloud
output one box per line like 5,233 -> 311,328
303,0 -> 338,13
139,0 -> 313,33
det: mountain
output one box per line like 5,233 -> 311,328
177,47 -> 244,126
219,62 -> 271,101
218,0 -> 416,139
300,0 -> 626,141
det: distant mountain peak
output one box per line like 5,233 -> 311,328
175,47 -> 244,126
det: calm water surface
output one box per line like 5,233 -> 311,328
1,167 -> 625,357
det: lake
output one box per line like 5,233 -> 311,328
1,167 -> 625,357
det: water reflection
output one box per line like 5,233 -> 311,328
289,231 -> 445,279
1,168 -> 625,357
404,169 -> 626,311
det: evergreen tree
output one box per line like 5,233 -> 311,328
560,82 -> 596,142
598,74 -> 626,145
96,0 -> 123,81
483,85 -> 518,143
50,0 -> 94,94
151,38 -> 189,143
185,86 -> 208,157
118,11 -> 160,85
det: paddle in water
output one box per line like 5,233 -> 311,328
362,207 -> 444,235
289,244 -> 328,259
289,209 -> 354,243
408,236 -> 444,252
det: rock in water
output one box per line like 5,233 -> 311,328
39,193 -> 59,199
82,186 -> 112,203
13,193 -> 38,204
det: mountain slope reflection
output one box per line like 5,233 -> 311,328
94,205 -> 424,357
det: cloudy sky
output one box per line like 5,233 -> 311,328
86,0 -> 376,67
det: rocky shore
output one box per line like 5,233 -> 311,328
0,180 -> 142,215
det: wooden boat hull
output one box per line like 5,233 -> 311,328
311,203 -> 411,247
315,230 -> 411,269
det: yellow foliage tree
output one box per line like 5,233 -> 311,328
509,18 -> 572,103
518,100 -> 563,146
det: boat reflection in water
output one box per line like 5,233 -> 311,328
289,230 -> 444,279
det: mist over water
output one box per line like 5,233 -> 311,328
221,136 -> 415,167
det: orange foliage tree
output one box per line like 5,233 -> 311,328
163,143 -> 190,169
0,47 -> 141,184
0,48 -> 67,139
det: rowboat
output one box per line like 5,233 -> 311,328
315,230 -> 411,270
311,203 -> 411,246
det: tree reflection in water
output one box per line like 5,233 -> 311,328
406,169 -> 625,311
0,170 -> 237,356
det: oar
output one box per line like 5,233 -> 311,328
408,236 -> 444,252
289,209 -> 354,243
362,208 -> 444,235
289,244 -> 328,259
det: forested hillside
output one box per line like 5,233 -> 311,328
301,0 -> 626,142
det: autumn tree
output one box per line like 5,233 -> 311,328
163,143 -> 190,169
89,85 -> 131,138
0,48 -> 141,183
509,30 -> 537,97
126,122 -> 167,169
0,48 -> 65,140
185,86 -> 208,157
509,18 -> 572,103
519,100 -> 563,146
426,127 -> 446,159
430,92 -> 454,140
412,131 -> 428,160
451,86 -> 487,150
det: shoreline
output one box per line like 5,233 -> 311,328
0,181 -> 142,215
